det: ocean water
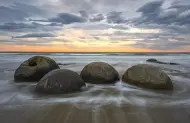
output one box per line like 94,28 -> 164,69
0,52 -> 190,108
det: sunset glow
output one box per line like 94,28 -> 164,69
0,0 -> 190,52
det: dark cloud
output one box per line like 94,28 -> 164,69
0,22 -> 39,31
0,22 -> 63,32
71,23 -> 129,30
0,0 -> 36,4
169,1 -> 190,11
0,2 -> 45,23
106,11 -> 126,23
134,1 -> 163,25
79,10 -> 89,18
89,14 -> 104,22
137,1 -> 163,14
12,33 -> 56,38
46,23 -> 63,26
30,12 -> 87,24
58,0 -> 148,16
134,0 -> 190,26
79,11 -> 127,23
48,13 -> 86,24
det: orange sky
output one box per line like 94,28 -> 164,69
1,44 -> 189,52
1,26 -> 189,52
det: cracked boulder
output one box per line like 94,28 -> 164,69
14,56 -> 59,82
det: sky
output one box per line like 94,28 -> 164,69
0,0 -> 190,52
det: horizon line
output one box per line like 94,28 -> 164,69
0,51 -> 190,53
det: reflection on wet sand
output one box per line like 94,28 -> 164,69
1,103 -> 190,123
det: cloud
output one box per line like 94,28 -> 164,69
93,36 -> 100,40
133,40 -> 190,50
106,11 -> 126,23
89,14 -> 104,22
1,0 -> 190,51
12,33 -> 56,38
130,32 -> 190,50
71,22 -> 129,30
0,2 -> 45,23
134,0 -> 190,26
0,22 -> 63,32
137,0 -> 163,14
48,13 -> 86,24
169,1 -> 190,11
79,10 -> 89,18
46,22 -> 63,26
0,36 -> 70,47
158,8 -> 178,19
79,11 -> 126,23
0,22 -> 39,31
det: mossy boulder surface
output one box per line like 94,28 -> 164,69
80,62 -> 119,84
35,69 -> 85,94
122,64 -> 173,90
14,56 -> 59,82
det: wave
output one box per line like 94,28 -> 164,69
1,52 -> 190,56
105,53 -> 190,56
2,78 -> 190,107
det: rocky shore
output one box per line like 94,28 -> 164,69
14,56 -> 174,94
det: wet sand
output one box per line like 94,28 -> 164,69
1,103 -> 190,123
0,74 -> 190,123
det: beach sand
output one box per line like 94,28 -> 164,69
1,103 -> 190,123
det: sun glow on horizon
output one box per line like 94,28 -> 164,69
0,25 -> 189,52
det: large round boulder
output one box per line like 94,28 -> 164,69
80,62 -> 119,84
122,64 -> 173,90
14,56 -> 59,82
35,69 -> 85,94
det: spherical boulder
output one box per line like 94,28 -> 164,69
14,56 -> 59,82
35,69 -> 85,94
122,64 -> 173,90
80,62 -> 119,84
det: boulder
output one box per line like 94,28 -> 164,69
122,64 -> 173,90
147,58 -> 180,65
80,62 -> 119,84
147,58 -> 158,62
35,69 -> 85,94
14,56 -> 59,82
